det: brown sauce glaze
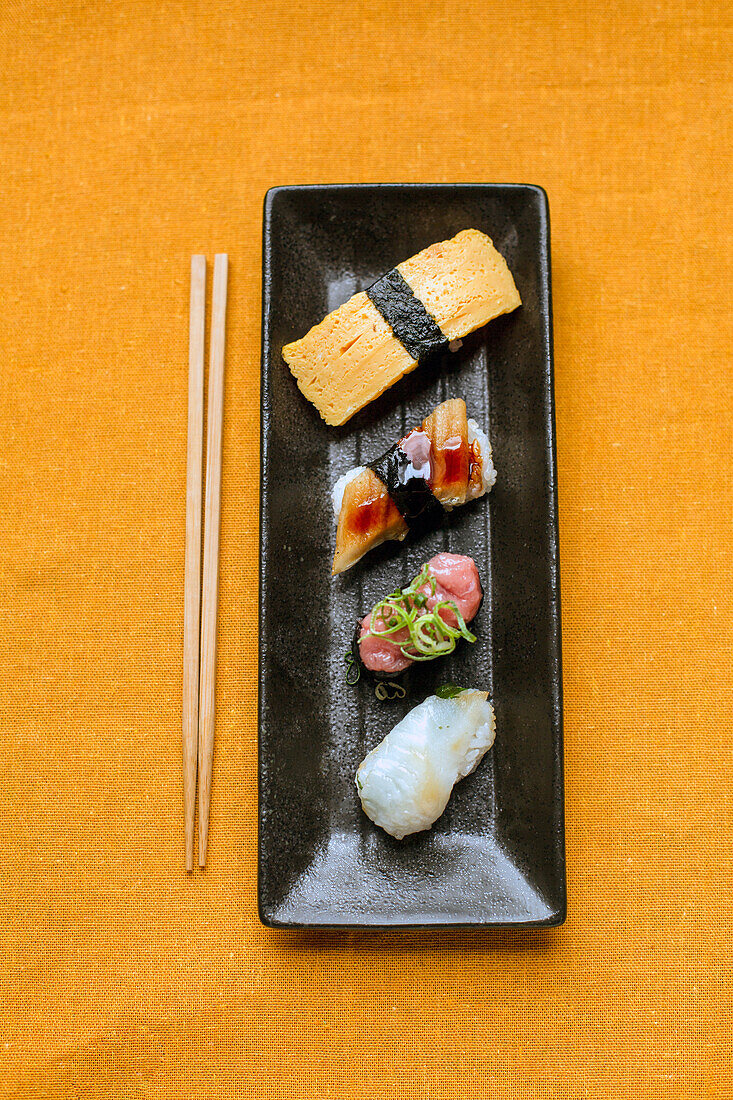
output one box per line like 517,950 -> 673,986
368,428 -> 445,530
467,439 -> 482,493
347,490 -> 403,539
429,433 -> 470,493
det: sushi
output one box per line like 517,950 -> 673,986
283,229 -> 521,426
356,687 -> 496,840
356,553 -> 483,677
331,397 -> 496,574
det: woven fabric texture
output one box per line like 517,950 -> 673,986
1,1 -> 730,1096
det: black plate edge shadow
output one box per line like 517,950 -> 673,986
258,183 -> 565,931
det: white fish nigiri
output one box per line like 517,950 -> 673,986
356,689 -> 495,839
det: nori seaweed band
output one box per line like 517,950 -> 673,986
368,442 -> 445,534
366,269 -> 449,363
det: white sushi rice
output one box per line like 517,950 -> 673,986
332,465 -> 366,518
356,689 -> 496,840
467,417 -> 497,495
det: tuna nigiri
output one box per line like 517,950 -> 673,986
356,553 -> 483,678
356,687 -> 496,840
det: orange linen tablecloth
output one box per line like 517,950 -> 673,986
1,2 -> 730,1097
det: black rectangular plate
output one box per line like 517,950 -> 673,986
259,184 -> 565,929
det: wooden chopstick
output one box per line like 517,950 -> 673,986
183,255 -> 206,872
197,253 -> 228,868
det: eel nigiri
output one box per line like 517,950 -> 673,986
331,397 -> 496,574
356,553 -> 483,677
356,688 -> 496,839
283,229 -> 521,426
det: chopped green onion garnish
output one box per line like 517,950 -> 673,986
344,650 -> 360,685
436,683 -> 466,699
374,681 -> 407,701
357,561 -> 476,664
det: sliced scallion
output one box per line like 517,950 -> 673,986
344,650 -> 360,685
358,562 -> 477,663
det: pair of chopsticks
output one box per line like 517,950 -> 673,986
183,253 -> 228,871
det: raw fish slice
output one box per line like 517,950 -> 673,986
357,553 -> 483,676
356,689 -> 496,839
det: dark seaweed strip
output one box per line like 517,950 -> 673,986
366,269 -> 449,363
368,442 -> 445,535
